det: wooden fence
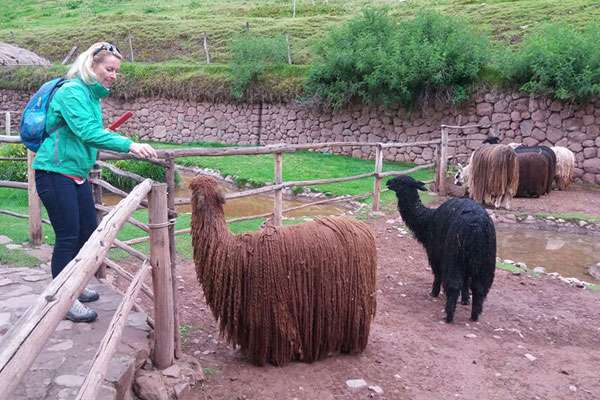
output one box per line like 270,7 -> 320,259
0,126 -> 477,398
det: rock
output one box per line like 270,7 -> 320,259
22,275 -> 49,282
0,235 -> 12,245
569,385 -> 577,392
464,333 -> 477,339
532,267 -> 546,274
6,244 -> 22,250
368,385 -> 384,395
174,382 -> 190,399
346,379 -> 368,389
588,263 -> 600,280
162,364 -> 181,378
0,278 -> 14,287
524,353 -> 537,362
134,371 -> 169,400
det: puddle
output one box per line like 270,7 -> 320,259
496,226 -> 600,282
102,173 -> 346,220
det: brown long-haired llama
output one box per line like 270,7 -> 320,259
467,144 -> 519,209
190,176 -> 377,366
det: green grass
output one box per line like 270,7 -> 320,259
1,1 -> 597,65
0,141 -> 434,263
531,211 -> 600,224
0,245 -> 41,268
496,261 -> 523,273
153,141 -> 432,205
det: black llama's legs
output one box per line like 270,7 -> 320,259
470,288 -> 484,321
445,287 -> 460,323
461,274 -> 470,305
431,275 -> 442,297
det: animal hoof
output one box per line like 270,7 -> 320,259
445,317 -> 453,323
470,315 -> 479,322
461,300 -> 470,305
430,292 -> 439,298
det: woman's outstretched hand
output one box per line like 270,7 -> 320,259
129,143 -> 158,159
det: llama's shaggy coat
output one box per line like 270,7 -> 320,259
514,145 -> 556,194
387,176 -> 496,323
467,144 -> 519,209
551,146 -> 575,190
515,152 -> 549,197
190,176 -> 377,366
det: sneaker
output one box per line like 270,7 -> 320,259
66,299 -> 97,323
78,287 -> 100,303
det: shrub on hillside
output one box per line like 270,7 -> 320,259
102,160 -> 180,192
500,23 -> 600,101
0,144 -> 27,182
305,9 -> 489,109
229,34 -> 289,99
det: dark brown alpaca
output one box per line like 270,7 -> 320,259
190,176 -> 377,366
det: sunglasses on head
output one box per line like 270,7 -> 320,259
93,43 -> 121,58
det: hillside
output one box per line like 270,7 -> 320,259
1,0 -> 598,64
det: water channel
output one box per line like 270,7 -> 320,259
104,174 -> 599,283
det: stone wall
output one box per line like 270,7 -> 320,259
2,89 -> 600,183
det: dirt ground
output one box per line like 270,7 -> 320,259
172,183 -> 600,400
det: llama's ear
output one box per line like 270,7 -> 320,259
217,190 -> 226,206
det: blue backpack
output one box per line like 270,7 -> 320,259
19,77 -> 66,152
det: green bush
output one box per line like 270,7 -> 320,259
499,23 -> 600,101
229,34 -> 289,99
305,9 -> 489,109
102,160 -> 180,192
0,144 -> 28,182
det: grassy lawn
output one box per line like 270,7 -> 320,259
1,0 -> 597,64
0,141 -> 435,261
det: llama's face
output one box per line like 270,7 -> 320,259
190,176 -> 226,212
386,176 -> 426,195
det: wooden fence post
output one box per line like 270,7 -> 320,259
285,33 -> 292,65
292,0 -> 296,17
438,127 -> 449,196
90,167 -> 106,278
27,150 -> 42,246
149,182 -> 175,369
5,112 -> 10,136
62,46 -> 78,65
372,144 -> 383,212
128,34 -> 134,62
273,152 -> 283,225
165,156 -> 182,358
202,32 -> 211,64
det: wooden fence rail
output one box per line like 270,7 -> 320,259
0,179 -> 153,398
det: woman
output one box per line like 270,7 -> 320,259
33,42 -> 157,322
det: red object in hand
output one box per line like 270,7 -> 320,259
108,111 -> 133,131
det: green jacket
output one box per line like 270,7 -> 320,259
33,77 -> 133,178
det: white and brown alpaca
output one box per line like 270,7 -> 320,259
190,176 -> 377,366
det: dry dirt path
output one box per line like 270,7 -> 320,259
177,212 -> 600,400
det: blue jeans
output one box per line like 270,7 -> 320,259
35,170 -> 97,279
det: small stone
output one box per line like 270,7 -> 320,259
22,275 -> 48,282
465,333 -> 477,339
161,364 -> 181,378
368,385 -> 384,395
346,379 -> 368,389
0,278 -> 14,287
174,382 -> 190,399
6,244 -> 22,250
569,385 -> 577,392
532,267 -> 546,274
524,353 -> 537,362
394,374 -> 401,379
0,235 -> 13,244
492,335 -> 502,339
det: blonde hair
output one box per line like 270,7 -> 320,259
66,42 -> 123,84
